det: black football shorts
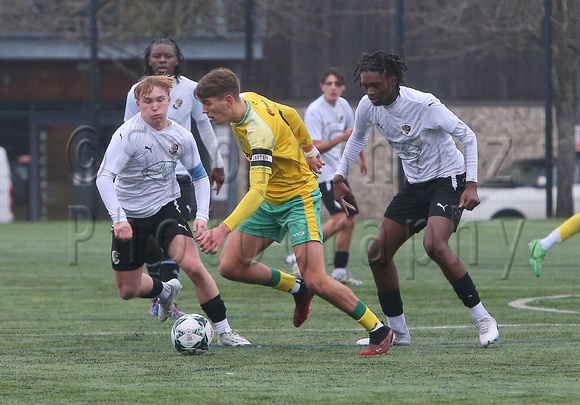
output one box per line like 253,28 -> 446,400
385,173 -> 466,235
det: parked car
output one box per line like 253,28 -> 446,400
0,146 -> 14,222
462,155 -> 580,221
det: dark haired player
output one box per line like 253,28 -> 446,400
335,51 -> 499,348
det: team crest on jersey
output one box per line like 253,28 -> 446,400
401,124 -> 411,136
111,250 -> 120,265
169,143 -> 179,155
172,98 -> 183,109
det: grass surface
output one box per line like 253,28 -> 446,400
1,219 -> 579,404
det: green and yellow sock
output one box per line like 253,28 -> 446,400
349,300 -> 381,331
266,268 -> 297,293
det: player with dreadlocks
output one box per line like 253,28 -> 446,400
334,51 -> 500,348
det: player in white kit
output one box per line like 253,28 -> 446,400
334,51 -> 499,348
124,38 -> 225,318
98,75 -> 250,347
303,67 -> 367,286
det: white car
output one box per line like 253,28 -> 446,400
462,156 -> 580,221
0,146 -> 14,222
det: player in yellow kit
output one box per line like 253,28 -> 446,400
529,213 -> 580,276
194,68 -> 393,355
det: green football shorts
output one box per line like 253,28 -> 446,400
237,188 -> 323,246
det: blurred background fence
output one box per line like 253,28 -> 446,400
0,0 -> 577,222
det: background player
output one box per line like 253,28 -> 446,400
529,213 -> 580,276
303,66 -> 367,286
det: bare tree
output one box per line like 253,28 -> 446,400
552,0 -> 579,216
405,0 -> 579,217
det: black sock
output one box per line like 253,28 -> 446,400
369,323 -> 390,345
377,289 -> 404,317
200,294 -> 227,324
334,251 -> 349,269
142,278 -> 163,298
451,273 -> 481,308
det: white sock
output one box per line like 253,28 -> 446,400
369,321 -> 384,333
290,280 -> 301,294
469,302 -> 489,321
540,229 -> 562,251
214,319 -> 232,335
157,282 -> 172,302
387,314 -> 408,334
331,268 -> 346,277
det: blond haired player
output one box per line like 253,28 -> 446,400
97,75 -> 250,347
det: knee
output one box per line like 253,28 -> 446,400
368,238 -> 386,267
218,256 -> 242,281
344,216 -> 356,232
301,273 -> 325,295
423,239 -> 447,261
117,286 -> 137,300
180,260 -> 206,280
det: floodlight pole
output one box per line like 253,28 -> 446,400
244,0 -> 255,88
544,0 -> 554,217
90,0 -> 100,123
395,0 -> 405,190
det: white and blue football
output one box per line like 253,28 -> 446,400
171,313 -> 214,355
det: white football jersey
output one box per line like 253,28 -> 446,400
125,75 -> 223,175
337,86 -> 477,184
125,76 -> 204,131
98,114 -> 204,218
304,95 -> 354,183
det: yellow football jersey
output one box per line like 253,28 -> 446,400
223,92 -> 319,230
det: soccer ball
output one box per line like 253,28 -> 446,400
171,314 -> 214,355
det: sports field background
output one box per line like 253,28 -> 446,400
1,219 -> 579,404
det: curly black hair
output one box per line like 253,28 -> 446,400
354,51 -> 408,88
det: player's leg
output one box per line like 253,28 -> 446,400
319,181 -> 346,240
167,234 -> 220,303
219,229 -> 311,332
144,237 -> 179,317
319,179 -> 362,285
365,217 -> 412,345
529,213 -> 580,276
294,240 -> 392,355
290,189 -> 392,355
425,175 -> 499,347
160,210 -> 251,347
110,217 -> 182,322
114,267 -> 153,300
331,214 -> 362,284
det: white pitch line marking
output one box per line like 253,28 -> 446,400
508,294 -> 580,314
3,323 -> 580,337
